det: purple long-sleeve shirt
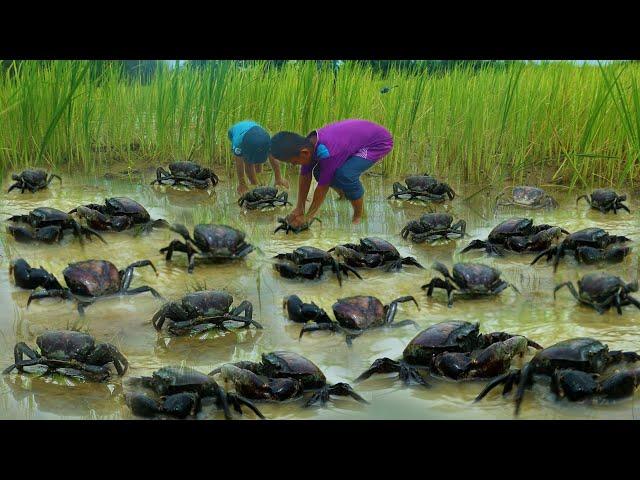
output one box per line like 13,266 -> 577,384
301,119 -> 394,186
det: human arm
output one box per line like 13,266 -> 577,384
234,156 -> 249,195
269,155 -> 289,189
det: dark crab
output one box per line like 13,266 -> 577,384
6,207 -> 105,244
461,218 -> 568,256
388,173 -> 455,202
211,351 -> 368,407
25,259 -> 163,315
126,366 -> 264,420
238,186 -> 291,210
400,213 -> 466,243
3,330 -> 128,382
274,216 -> 321,234
8,169 -> 61,193
152,290 -> 262,336
422,261 -> 519,307
160,223 -> 254,273
292,295 -> 420,345
355,320 -> 542,387
577,189 -> 630,214
530,227 -> 631,272
329,237 -> 424,271
475,337 -> 640,415
495,186 -> 558,209
554,272 -> 640,315
69,197 -> 169,233
151,161 -> 219,189
273,246 -> 362,286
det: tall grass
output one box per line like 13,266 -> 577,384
1,60 -> 639,187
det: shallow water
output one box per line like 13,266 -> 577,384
1,169 -> 639,420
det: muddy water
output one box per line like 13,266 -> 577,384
1,170 -> 639,420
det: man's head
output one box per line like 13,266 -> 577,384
240,126 -> 271,164
270,131 -> 315,166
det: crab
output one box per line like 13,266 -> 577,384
160,223 -> 254,273
422,261 -> 519,307
530,227 -> 631,272
554,272 -> 640,315
273,246 -> 362,286
150,161 -> 219,189
495,186 -> 558,209
69,197 -> 169,233
126,366 -> 264,419
3,330 -> 128,382
25,259 -> 163,315
273,216 -> 321,234
6,207 -> 105,244
238,186 -> 291,210
461,218 -> 568,256
329,237 -> 424,271
400,213 -> 466,243
11,258 -> 64,291
355,320 -> 542,386
388,173 -> 455,202
475,337 -> 640,415
8,169 -> 61,193
577,189 -> 630,214
211,351 -> 368,407
290,295 -> 420,345
151,290 -> 262,336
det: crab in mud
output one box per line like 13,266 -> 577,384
6,207 -> 105,244
211,351 -> 368,407
577,189 -> 630,214
69,197 -> 169,233
8,169 -> 61,193
290,294 -> 420,345
475,337 -> 640,415
495,186 -> 558,209
329,237 -> 424,272
160,223 -> 254,273
388,173 -> 456,203
126,366 -> 264,419
273,246 -> 362,286
355,320 -> 542,387
238,186 -> 291,210
461,218 -> 568,256
422,261 -> 519,307
273,216 -> 321,234
554,272 -> 640,315
3,330 -> 128,382
150,161 -> 219,189
530,227 -> 631,272
25,259 -> 162,315
400,213 -> 466,243
151,290 -> 262,336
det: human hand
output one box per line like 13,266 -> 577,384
276,177 -> 290,190
237,183 -> 249,196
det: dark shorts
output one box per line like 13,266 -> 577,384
313,156 -> 374,201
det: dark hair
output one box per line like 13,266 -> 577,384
270,131 -> 313,161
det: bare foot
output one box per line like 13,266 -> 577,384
352,216 -> 362,224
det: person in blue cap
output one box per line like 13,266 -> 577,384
228,120 -> 289,195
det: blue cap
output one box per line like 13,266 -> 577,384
241,126 -> 271,164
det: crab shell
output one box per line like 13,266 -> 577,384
418,213 -> 454,229
36,330 -> 96,361
63,260 -> 121,297
405,175 -> 438,190
529,338 -> 610,374
168,161 -> 204,177
16,169 -> 48,185
26,208 -> 72,227
511,186 -> 549,206
193,224 -> 246,253
150,366 -> 220,396
360,237 -> 400,258
577,272 -> 631,300
261,351 -> 326,390
451,263 -> 502,290
332,296 -> 386,329
402,321 -> 481,364
180,290 -> 234,315
105,197 -> 151,223
291,246 -> 332,264
487,218 -> 534,243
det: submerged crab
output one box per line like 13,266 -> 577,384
273,246 -> 362,286
422,261 -> 519,307
238,186 -> 291,210
329,237 -> 424,271
8,169 -> 61,193
274,216 -> 321,234
355,321 -> 542,386
3,330 -> 128,382
69,197 -> 169,233
7,207 -> 105,244
475,338 -> 640,415
211,351 -> 368,407
160,223 -> 254,273
151,161 -> 219,189
289,295 -> 420,345
554,272 -> 640,315
495,186 -> 558,209
577,189 -> 630,214
400,213 -> 466,243
152,290 -> 262,335
25,259 -> 162,315
388,173 -> 455,202
126,366 -> 264,419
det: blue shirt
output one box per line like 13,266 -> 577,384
228,120 -> 259,156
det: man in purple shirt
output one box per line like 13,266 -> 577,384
270,119 -> 394,226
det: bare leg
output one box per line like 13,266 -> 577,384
351,197 -> 364,224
